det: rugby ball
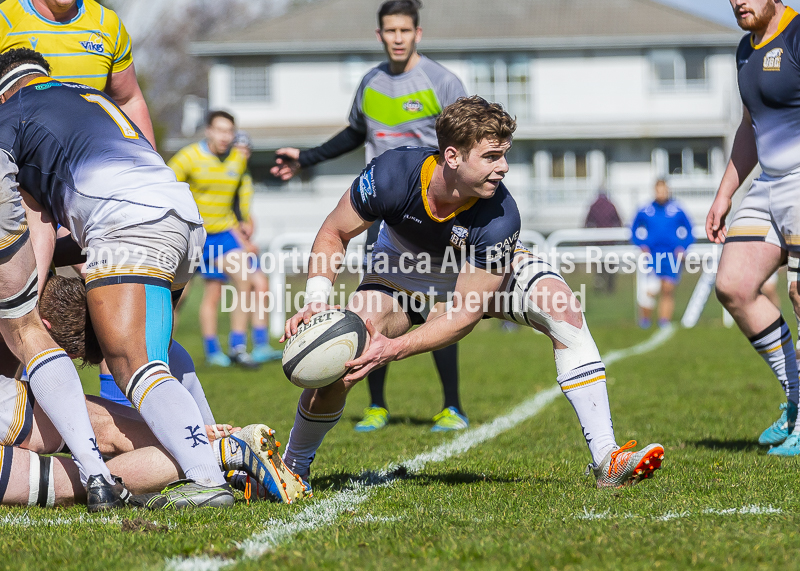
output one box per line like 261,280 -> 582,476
282,310 -> 368,389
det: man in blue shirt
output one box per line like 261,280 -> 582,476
631,180 -> 693,328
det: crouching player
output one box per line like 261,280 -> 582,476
0,48 -> 304,507
0,275 -> 305,507
283,96 -> 665,489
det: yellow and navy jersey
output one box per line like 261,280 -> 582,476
0,78 -> 201,247
737,7 -> 800,177
350,147 -> 520,271
0,0 -> 132,91
168,141 -> 253,235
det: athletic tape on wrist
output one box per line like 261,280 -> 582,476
304,276 -> 332,305
789,257 -> 800,282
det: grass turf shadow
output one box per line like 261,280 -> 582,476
691,438 -> 762,453
311,468 -> 529,492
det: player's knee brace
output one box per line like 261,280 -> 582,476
125,360 -> 172,412
27,450 -> 55,507
504,256 -> 601,374
789,257 -> 800,283
0,270 -> 37,319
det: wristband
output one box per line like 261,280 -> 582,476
304,276 -> 332,305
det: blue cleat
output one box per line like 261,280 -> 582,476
251,344 -> 284,363
767,431 -> 800,456
206,351 -> 231,367
758,402 -> 796,446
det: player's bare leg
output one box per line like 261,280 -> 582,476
0,240 -> 123,508
283,290 -> 411,479
658,279 -> 676,326
223,249 -> 258,366
716,241 -> 799,447
200,278 -> 229,365
487,253 -> 664,487
87,283 -> 229,499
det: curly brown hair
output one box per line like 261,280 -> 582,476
435,96 -> 516,159
39,276 -> 103,366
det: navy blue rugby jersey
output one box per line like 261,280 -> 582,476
737,7 -> 800,177
0,77 -> 200,247
349,146 -> 521,273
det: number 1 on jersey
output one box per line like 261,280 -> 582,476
81,94 -> 139,139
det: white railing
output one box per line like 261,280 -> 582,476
264,227 -> 723,337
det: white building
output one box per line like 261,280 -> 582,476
177,0 -> 742,245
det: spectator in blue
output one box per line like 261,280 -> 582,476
631,180 -> 693,328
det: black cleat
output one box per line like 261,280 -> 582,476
228,348 -> 260,369
86,474 -> 131,513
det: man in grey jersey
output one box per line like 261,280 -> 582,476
271,0 -> 469,433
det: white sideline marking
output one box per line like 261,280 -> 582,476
577,504 -> 782,522
167,328 -> 674,571
0,513 -> 120,528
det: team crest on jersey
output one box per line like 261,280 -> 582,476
80,34 -> 104,54
449,225 -> 468,248
402,99 -> 424,113
359,166 -> 376,202
763,48 -> 783,71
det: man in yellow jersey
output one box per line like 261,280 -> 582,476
169,111 -> 282,367
0,0 -> 156,147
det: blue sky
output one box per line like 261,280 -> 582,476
656,0 -> 798,28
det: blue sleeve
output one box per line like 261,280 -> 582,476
675,208 -> 694,250
348,152 -> 406,223
630,210 -> 648,247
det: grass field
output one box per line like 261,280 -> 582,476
2,271 -> 798,571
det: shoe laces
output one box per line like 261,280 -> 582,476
607,440 -> 637,476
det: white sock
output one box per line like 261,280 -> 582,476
27,349 -> 112,486
213,436 -> 244,472
556,361 -> 617,464
282,402 -> 343,478
128,362 -> 224,486
169,341 -> 216,425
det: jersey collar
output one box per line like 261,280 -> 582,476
199,139 -> 232,162
22,0 -> 85,26
420,155 -> 479,223
751,6 -> 798,50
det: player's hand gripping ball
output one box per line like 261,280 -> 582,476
282,309 -> 368,389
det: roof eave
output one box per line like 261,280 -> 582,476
190,34 -> 742,57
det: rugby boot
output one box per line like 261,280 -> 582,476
758,402 -> 795,446
251,344 -> 283,363
206,351 -> 231,367
222,424 -> 308,504
431,407 -> 469,432
86,474 -> 131,513
228,347 -> 260,369
354,406 -> 389,432
133,480 -> 234,509
587,440 -> 664,488
767,428 -> 800,456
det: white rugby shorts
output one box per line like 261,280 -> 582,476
728,171 -> 800,251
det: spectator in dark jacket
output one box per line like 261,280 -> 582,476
585,189 -> 623,293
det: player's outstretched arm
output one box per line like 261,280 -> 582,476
707,106 -> 758,243
282,191 -> 372,341
19,189 -> 56,296
105,64 -> 157,149
343,263 -> 504,381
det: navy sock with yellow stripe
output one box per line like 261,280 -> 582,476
750,317 -> 799,425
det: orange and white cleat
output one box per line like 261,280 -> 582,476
587,440 -> 664,489
226,424 -> 310,504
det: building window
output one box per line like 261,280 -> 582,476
472,57 -> 530,118
232,64 -> 270,102
651,49 -> 708,89
547,151 -> 588,179
655,146 -> 717,177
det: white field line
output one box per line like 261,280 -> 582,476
0,512 -> 173,529
167,327 -> 675,571
577,504 -> 783,522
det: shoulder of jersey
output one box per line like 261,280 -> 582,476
417,55 -> 458,77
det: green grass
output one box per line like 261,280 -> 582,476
2,273 -> 797,570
